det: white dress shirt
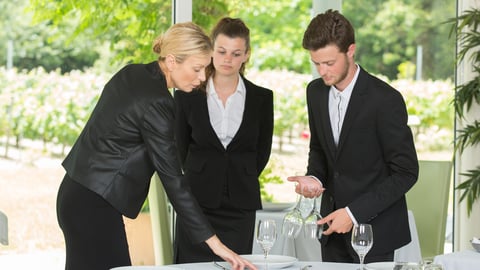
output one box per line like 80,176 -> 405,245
206,75 -> 246,149
316,64 -> 361,224
328,64 -> 359,146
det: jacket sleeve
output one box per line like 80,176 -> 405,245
305,82 -> 329,182
348,86 -> 418,223
173,90 -> 191,166
142,96 -> 214,244
256,89 -> 274,175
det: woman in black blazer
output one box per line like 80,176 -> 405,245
57,22 -> 255,270
174,17 -> 274,263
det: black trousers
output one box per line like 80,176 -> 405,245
321,232 -> 394,263
174,195 -> 256,263
57,174 -> 131,270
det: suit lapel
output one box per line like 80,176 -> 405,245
320,88 -> 337,158
336,69 -> 368,156
310,83 -> 337,160
194,92 -> 226,150
227,81 -> 252,150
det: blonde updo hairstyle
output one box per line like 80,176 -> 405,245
153,22 -> 213,64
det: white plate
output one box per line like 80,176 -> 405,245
110,266 -> 182,270
262,202 -> 296,211
240,254 -> 297,269
365,262 -> 395,270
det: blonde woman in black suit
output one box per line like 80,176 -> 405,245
56,22 -> 256,270
174,17 -> 274,263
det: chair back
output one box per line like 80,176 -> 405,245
148,174 -> 174,265
0,210 -> 7,245
406,160 -> 452,260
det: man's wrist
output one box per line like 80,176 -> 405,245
345,207 -> 358,226
307,175 -> 323,188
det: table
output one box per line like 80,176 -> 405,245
433,250 -> 480,270
254,209 -> 421,263
111,260 -> 359,270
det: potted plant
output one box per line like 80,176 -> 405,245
448,8 -> 480,216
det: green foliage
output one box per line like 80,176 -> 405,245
227,0 -> 312,73
455,121 -> 480,154
0,67 -> 105,155
28,0 -> 228,66
457,166 -> 480,215
392,79 -> 454,152
246,69 -> 311,152
21,0 -> 456,81
453,69 -> 480,118
258,159 -> 283,202
344,0 -> 455,80
447,8 -> 480,216
0,0 -> 99,73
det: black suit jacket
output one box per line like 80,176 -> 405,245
306,66 -> 418,254
174,77 -> 273,210
62,61 -> 213,243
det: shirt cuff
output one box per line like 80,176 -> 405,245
307,175 -> 324,188
346,206 -> 358,226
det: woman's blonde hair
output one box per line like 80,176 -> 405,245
153,22 -> 213,64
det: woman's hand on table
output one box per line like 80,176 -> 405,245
206,235 -> 257,270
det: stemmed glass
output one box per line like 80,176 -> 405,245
281,195 -> 304,238
303,197 -> 323,239
351,224 -> 373,270
256,219 -> 277,270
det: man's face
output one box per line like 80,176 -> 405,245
309,44 -> 355,90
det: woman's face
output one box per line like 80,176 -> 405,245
170,54 -> 212,92
212,34 -> 249,77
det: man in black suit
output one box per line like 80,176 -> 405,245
287,10 -> 418,263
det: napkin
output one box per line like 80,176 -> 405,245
472,237 -> 480,244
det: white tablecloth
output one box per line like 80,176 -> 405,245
433,250 -> 480,270
111,260 -> 359,270
254,209 -> 421,263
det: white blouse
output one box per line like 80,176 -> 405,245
206,75 -> 246,148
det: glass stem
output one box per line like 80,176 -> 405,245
359,255 -> 365,270
264,250 -> 268,270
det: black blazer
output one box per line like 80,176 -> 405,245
174,77 -> 273,210
306,66 -> 418,254
62,61 -> 213,243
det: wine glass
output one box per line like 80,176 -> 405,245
281,195 -> 304,238
256,219 -> 277,270
351,224 -> 373,270
303,197 -> 323,239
